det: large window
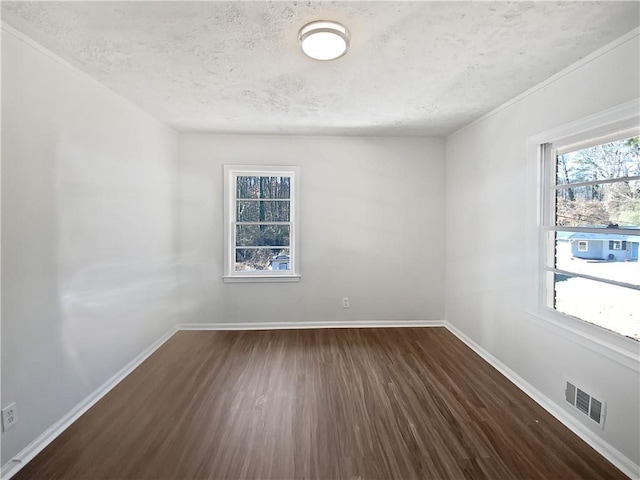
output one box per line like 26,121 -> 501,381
543,129 -> 639,340
223,165 -> 300,282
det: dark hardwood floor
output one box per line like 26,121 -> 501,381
14,328 -> 625,479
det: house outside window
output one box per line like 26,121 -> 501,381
223,165 -> 300,282
609,240 -> 624,250
542,127 -> 640,341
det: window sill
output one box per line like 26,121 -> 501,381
523,309 -> 639,373
223,275 -> 301,283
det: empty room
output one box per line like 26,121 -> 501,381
1,1 -> 639,479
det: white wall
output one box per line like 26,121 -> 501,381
445,32 -> 640,469
177,134 -> 445,326
1,28 -> 179,464
4,14 -> 637,478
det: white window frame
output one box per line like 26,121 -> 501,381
577,240 -> 589,252
542,128 -> 640,307
525,100 -> 640,369
538,110 -> 639,338
610,240 -> 622,250
223,165 -> 300,283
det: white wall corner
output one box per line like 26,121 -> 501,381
0,321 -> 445,478
450,27 -> 640,139
3,321 -> 635,478
444,321 -> 640,479
0,327 -> 179,480
0,21 -> 177,138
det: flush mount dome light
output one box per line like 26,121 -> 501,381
299,21 -> 349,61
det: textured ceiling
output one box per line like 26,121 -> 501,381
2,1 -> 639,136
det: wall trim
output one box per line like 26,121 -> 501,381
524,99 -> 640,375
0,320 -> 441,479
450,27 -> 640,139
4,320 -> 635,479
444,321 -> 640,479
0,21 -> 176,138
178,320 -> 445,331
523,311 -> 640,374
1,326 -> 179,480
528,98 -> 640,146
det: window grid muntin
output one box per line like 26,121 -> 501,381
543,134 -> 640,326
225,166 -> 298,278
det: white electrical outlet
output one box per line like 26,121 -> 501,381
2,403 -> 17,432
342,297 -> 350,308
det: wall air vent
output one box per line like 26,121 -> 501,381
565,381 -> 605,428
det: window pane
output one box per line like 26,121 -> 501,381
236,176 -> 290,199
236,200 -> 290,222
235,248 -> 290,272
556,180 -> 640,227
556,136 -> 639,185
236,225 -> 290,247
554,274 -> 639,340
554,231 -> 640,286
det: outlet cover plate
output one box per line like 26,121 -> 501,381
2,403 -> 17,431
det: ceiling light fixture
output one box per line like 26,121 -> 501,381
299,21 -> 349,61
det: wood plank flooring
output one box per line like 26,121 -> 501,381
14,328 -> 625,479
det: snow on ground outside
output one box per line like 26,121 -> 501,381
555,242 -> 639,340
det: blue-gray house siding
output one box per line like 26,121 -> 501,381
569,232 -> 639,261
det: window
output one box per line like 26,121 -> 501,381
609,240 -> 626,250
542,127 -> 640,341
223,165 -> 300,282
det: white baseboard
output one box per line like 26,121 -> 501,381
178,319 -> 445,331
1,326 -> 179,480
444,321 -> 640,480
0,320 -> 441,479
6,320 -> 635,479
